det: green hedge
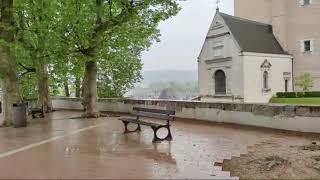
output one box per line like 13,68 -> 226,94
276,92 -> 320,98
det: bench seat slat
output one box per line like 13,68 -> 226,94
119,118 -> 167,127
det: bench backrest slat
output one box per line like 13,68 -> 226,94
133,107 -> 175,115
132,107 -> 175,122
132,112 -> 174,120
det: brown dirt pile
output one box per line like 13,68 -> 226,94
223,142 -> 320,179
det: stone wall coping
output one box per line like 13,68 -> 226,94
52,97 -> 320,117
52,96 -> 319,107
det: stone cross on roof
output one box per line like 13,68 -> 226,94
216,0 -> 220,11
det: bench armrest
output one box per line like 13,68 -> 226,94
169,115 -> 175,121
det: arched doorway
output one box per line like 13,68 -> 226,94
215,70 -> 226,95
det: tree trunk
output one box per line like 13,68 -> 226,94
64,79 -> 70,97
2,69 -> 18,126
0,49 -> 18,126
81,83 -> 84,98
75,77 -> 81,98
37,64 -> 52,113
0,0 -> 17,126
82,61 -> 99,118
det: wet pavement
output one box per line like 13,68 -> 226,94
0,111 -> 318,179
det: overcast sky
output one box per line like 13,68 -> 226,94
141,0 -> 234,71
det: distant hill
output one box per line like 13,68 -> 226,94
128,70 -> 199,99
140,70 -> 198,85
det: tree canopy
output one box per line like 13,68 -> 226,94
0,0 -> 181,124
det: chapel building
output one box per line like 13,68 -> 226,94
198,10 -> 293,103
199,0 -> 320,103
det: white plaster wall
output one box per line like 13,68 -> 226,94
231,55 -> 244,97
198,13 -> 243,98
51,98 -> 320,134
198,39 -> 212,96
286,0 -> 320,90
235,0 -> 320,90
243,53 -> 293,103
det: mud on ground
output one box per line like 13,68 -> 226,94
223,141 -> 320,179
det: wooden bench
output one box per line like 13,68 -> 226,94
30,107 -> 45,118
119,107 -> 175,143
28,103 -> 45,118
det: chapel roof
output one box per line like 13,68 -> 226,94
219,12 -> 289,55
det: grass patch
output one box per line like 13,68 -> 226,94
270,97 -> 320,105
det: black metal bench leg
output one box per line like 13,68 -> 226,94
165,126 -> 173,141
122,121 -> 130,134
137,124 -> 142,132
152,126 -> 173,143
151,126 -> 161,143
122,121 -> 141,134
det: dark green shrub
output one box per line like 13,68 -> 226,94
304,91 -> 320,97
276,92 -> 296,98
276,91 -> 320,98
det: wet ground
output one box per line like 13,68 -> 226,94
0,111 -> 318,179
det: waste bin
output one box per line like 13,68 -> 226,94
13,103 -> 27,128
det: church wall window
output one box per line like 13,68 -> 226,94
301,39 -> 314,53
214,70 -> 226,95
261,59 -> 272,93
263,71 -> 269,89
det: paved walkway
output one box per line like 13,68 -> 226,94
0,111 -> 318,179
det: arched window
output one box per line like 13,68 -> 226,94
263,71 -> 269,89
215,70 -> 226,95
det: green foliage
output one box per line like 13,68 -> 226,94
295,73 -> 314,92
275,73 -> 316,101
270,97 -> 320,105
276,91 -> 320,98
97,53 -> 142,98
18,74 -> 38,100
53,0 -> 180,97
304,91 -> 320,97
276,92 -> 298,98
1,0 -> 181,99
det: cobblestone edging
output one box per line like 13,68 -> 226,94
52,97 -> 320,133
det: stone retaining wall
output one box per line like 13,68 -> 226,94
52,97 -> 320,133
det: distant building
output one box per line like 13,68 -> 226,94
235,0 -> 320,90
198,10 -> 293,103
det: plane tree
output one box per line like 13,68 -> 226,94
0,0 -> 21,125
14,0 -> 63,112
0,0 -> 181,125
56,0 -> 180,117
